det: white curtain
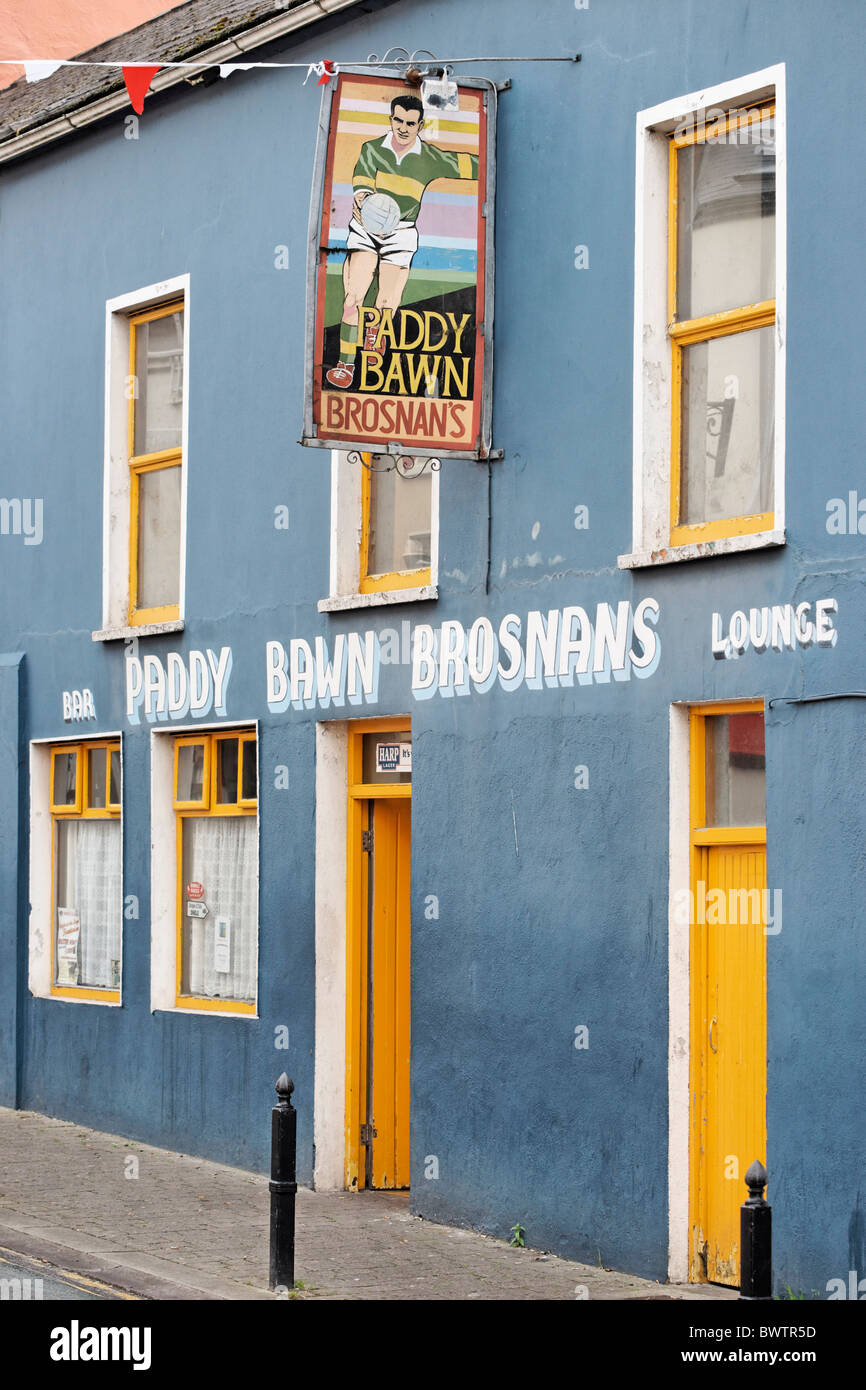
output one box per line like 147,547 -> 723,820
56,819 -> 122,989
182,817 -> 258,1003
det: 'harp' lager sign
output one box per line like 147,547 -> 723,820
303,71 -> 496,459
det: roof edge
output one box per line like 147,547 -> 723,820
0,0 -> 364,166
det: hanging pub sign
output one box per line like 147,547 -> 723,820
303,69 -> 498,460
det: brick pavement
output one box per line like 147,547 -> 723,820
0,1107 -> 735,1301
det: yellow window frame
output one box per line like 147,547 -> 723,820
668,105 -> 776,547
81,740 -> 120,816
173,734 -> 211,811
128,299 -> 184,626
238,730 -> 258,809
107,744 -> 122,810
359,454 -> 432,594
50,739 -> 122,1003
688,701 -> 766,843
50,744 -> 82,814
174,728 -> 258,1015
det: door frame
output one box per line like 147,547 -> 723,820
344,716 -> 411,1191
686,699 -> 766,1283
667,699 -> 767,1283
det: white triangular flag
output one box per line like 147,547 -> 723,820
218,63 -> 256,79
23,60 -> 64,82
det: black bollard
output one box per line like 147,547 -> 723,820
269,1073 -> 297,1291
739,1159 -> 772,1300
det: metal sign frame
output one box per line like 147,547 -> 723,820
302,67 -> 499,461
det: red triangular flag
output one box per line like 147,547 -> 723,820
122,65 -> 161,114
317,60 -> 335,85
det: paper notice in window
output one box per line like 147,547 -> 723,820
214,916 -> 231,974
57,908 -> 80,985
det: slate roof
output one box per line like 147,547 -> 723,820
0,0 -> 349,147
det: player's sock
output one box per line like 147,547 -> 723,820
339,320 -> 358,365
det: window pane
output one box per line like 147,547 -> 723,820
705,713 -> 766,827
54,751 -> 78,806
137,464 -> 181,609
133,309 -> 184,455
109,748 -> 121,806
177,743 -> 205,803
680,326 -> 774,526
676,118 -> 775,320
181,816 -> 257,1003
362,731 -> 412,784
368,464 -> 432,577
216,739 -> 239,804
241,741 -> 257,801
88,748 -> 107,809
55,819 -> 122,989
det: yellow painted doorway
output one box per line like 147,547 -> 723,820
689,704 -> 767,1286
345,720 -> 411,1191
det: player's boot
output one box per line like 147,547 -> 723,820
326,362 -> 355,388
364,324 -> 381,353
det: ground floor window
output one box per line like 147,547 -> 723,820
50,740 -> 122,1000
173,729 -> 258,1013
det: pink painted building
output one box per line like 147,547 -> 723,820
0,0 -> 182,89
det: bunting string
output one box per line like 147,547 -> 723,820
0,53 -> 578,114
1,54 -> 577,75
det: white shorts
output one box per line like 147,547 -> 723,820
345,217 -> 419,268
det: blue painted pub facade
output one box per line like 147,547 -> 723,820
0,0 -> 863,1297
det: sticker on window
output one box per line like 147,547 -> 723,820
57,908 -> 80,986
214,917 -> 231,974
376,742 -> 412,773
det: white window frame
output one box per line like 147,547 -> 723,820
93,274 -> 190,640
620,65 -> 786,570
150,721 -> 260,1018
317,448 -> 439,612
28,732 -> 124,1006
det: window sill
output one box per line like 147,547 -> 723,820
154,1004 -> 259,1020
618,530 -> 785,570
35,988 -> 121,1007
92,620 -> 185,642
318,586 -> 438,613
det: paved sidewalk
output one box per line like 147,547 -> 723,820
0,1107 -> 735,1301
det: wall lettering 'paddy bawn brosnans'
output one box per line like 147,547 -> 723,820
124,602 -> 662,723
265,599 -> 661,712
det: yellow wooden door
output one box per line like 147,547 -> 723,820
689,704 -> 767,1287
369,797 -> 411,1189
694,844 -> 767,1284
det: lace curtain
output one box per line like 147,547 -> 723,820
56,819 -> 122,989
181,816 -> 257,1003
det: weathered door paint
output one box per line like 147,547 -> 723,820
689,705 -> 767,1286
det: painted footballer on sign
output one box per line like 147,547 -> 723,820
326,93 -> 479,388
306,73 -> 492,456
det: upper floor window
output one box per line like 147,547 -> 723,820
128,300 -> 184,624
621,66 -> 785,571
95,276 -> 189,641
318,450 -> 439,612
668,105 -> 775,545
360,453 -> 433,593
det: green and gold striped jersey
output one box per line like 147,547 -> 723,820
353,135 -> 478,224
